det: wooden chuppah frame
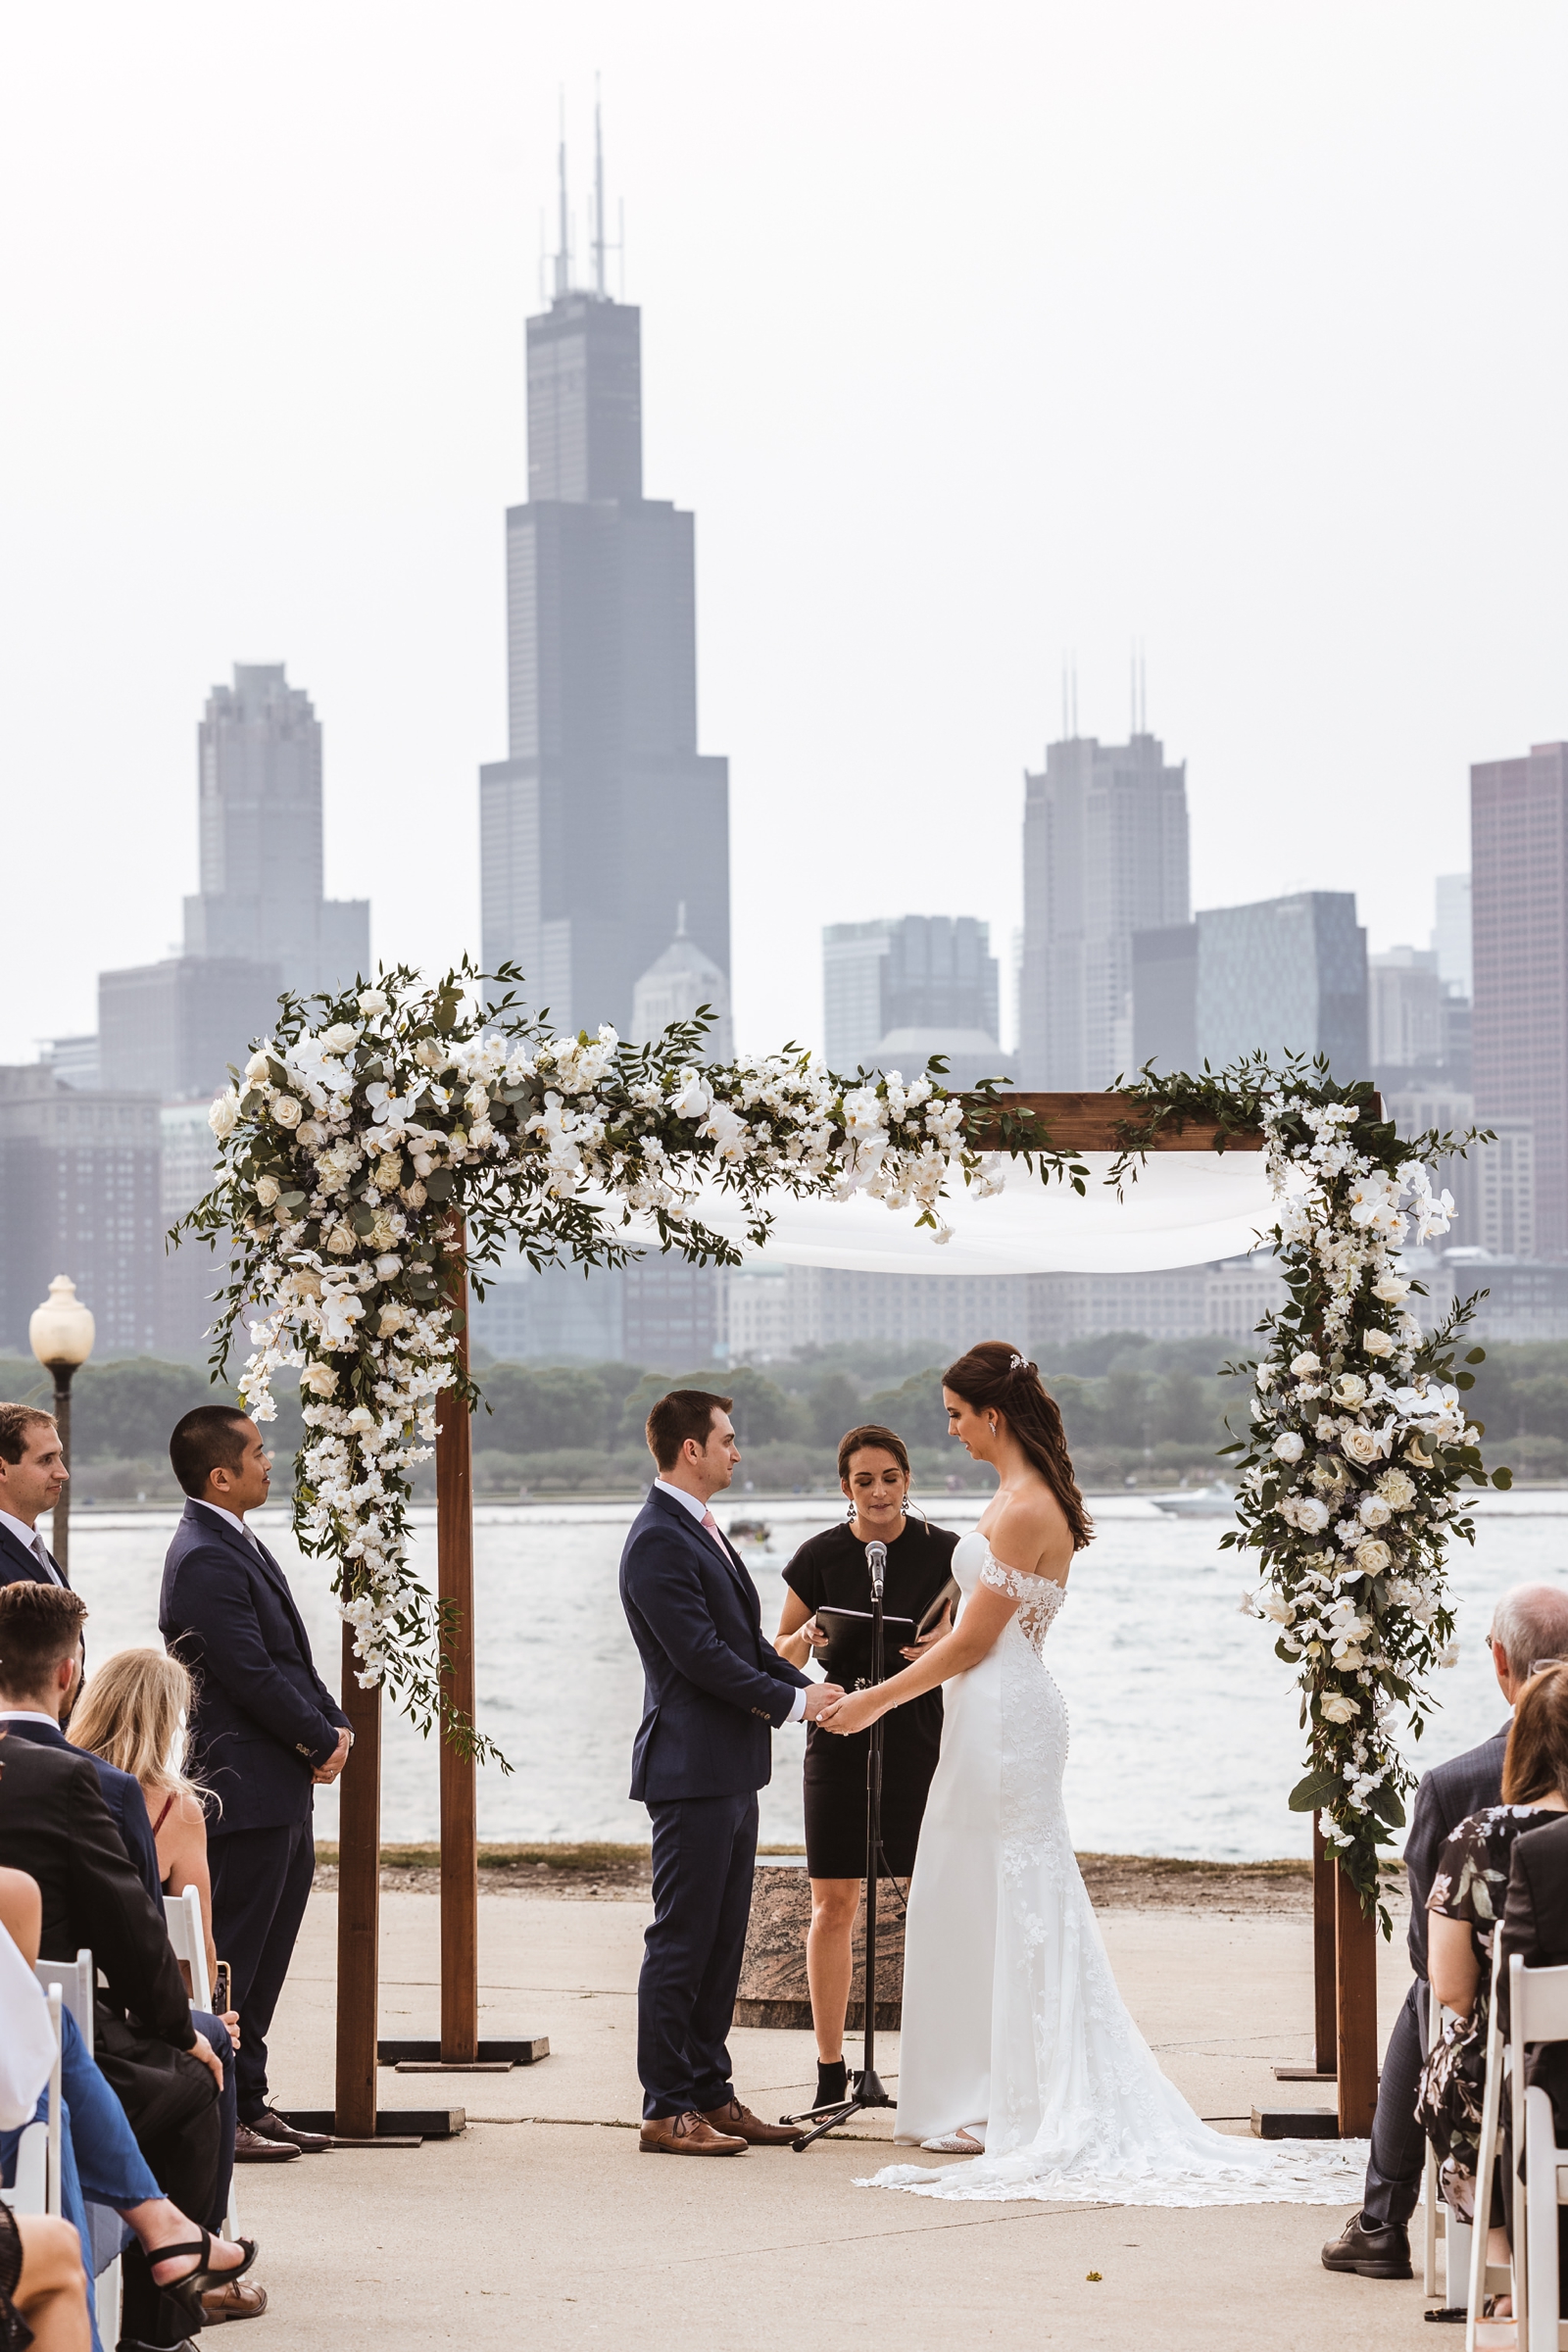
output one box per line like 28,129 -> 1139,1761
330,1093 -> 1377,2140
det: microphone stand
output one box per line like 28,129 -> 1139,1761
787,1535 -> 898,2150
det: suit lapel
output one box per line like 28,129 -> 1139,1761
0,1522 -> 64,1588
187,1505 -> 312,1650
651,1490 -> 758,1617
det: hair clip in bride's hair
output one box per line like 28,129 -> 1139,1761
1008,1351 -> 1035,1374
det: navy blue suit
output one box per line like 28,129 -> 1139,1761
1361,1719 -> 1511,2230
160,1498 -> 349,2121
0,1520 -> 66,1589
620,1485 -> 808,2120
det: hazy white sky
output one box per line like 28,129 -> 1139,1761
2,2 -> 1564,1068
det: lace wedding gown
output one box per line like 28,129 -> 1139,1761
868,1533 -> 1363,2207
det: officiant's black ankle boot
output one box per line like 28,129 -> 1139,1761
814,2058 -> 849,2111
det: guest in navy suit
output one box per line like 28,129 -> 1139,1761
1322,1581 -> 1568,2284
620,1389 -> 842,2156
161,1406 -> 351,2157
0,1404 -> 72,1590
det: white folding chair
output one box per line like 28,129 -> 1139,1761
0,1983 -> 64,2223
1504,1952 -> 1568,2351
1468,1938 -> 1529,2348
31,1953 -> 121,2341
164,1886 -> 238,2238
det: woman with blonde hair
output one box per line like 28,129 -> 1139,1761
71,1649 -> 220,1989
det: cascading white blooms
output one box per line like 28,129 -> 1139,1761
182,963 -> 1017,1751
1217,1090 -> 1509,1916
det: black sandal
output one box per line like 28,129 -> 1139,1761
148,2229 -> 259,2325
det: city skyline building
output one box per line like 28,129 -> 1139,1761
632,905 -> 733,1057
1019,729 -> 1190,1090
1433,872 -> 1474,998
1193,892 -> 1368,1080
0,1067 -> 161,1356
1472,739 -> 1568,1255
479,127 -> 730,1040
822,914 -> 1003,1086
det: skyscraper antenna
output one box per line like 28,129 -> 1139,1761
593,79 -> 607,297
554,93 -> 570,298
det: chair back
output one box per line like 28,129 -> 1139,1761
164,1885 -> 212,2011
33,1950 -> 94,2058
1510,1956 -> 1568,2045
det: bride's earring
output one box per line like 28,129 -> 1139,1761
988,1416 -> 997,1433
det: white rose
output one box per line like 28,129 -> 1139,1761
377,1302 -> 406,1337
298,1119 -> 325,1149
1343,1427 -> 1383,1467
1295,1495 -> 1331,1533
209,1090 -> 240,1141
1357,1494 -> 1392,1529
1290,1351 -> 1321,1377
403,1181 -> 427,1208
244,1049 -> 272,1084
271,1095 -> 303,1129
358,989 -> 390,1018
1354,1537 -> 1393,1575
1362,1328 -> 1395,1358
1373,1273 -> 1410,1303
1333,1374 -> 1367,1406
1405,1436 -> 1433,1467
375,1253 -> 403,1280
326,1224 -> 357,1255
1319,1692 -> 1360,1725
345,1405 -> 376,1435
321,1022 -> 360,1055
414,1039 -> 449,1071
254,1175 -> 281,1208
1272,1431 -> 1305,1464
300,1363 -> 338,1397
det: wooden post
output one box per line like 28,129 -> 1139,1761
1312,1815 -> 1338,2076
334,1624 -> 382,2137
1335,1864 -> 1379,2135
436,1214 -> 479,2064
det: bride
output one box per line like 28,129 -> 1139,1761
817,1340 -> 1361,2207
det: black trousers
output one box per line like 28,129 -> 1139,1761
638,1792 -> 758,2121
115,2063 -> 222,2347
209,1819 -> 316,2122
1361,1977 -> 1429,2230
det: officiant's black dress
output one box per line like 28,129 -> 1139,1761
783,1519 -> 959,1880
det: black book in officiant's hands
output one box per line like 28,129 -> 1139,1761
813,1578 -> 960,1690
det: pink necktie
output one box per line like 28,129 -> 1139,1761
700,1509 -> 728,1556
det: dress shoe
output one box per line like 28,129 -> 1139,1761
243,2108 -> 333,2153
201,2280 -> 269,2324
232,2122 -> 300,2163
639,2111 -> 747,2156
699,2097 -> 800,2146
1320,2213 -> 1413,2279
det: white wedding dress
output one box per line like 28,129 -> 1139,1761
867,1533 -> 1363,2207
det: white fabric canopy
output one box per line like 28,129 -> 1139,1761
627,1152 -> 1283,1276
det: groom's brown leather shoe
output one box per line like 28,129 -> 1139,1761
639,2110 -> 748,2156
699,2097 -> 799,2146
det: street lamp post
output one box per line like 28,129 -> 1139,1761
28,1275 -> 95,1577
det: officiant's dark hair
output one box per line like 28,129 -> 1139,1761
942,1343 -> 1093,1550
646,1389 -> 734,1472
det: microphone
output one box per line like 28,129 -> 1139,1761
866,1541 -> 887,1600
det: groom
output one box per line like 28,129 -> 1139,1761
620,1388 -> 842,2154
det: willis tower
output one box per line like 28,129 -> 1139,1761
480,119 -> 731,1038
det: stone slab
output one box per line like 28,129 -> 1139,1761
734,1864 -> 906,2029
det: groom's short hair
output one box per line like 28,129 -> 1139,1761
647,1390 -> 733,1472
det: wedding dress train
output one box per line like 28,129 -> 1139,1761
866,1533 -> 1363,2207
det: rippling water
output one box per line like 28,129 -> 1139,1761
61,1491 -> 1568,1860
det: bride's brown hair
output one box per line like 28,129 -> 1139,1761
943,1342 -> 1094,1551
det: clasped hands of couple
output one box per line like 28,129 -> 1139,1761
796,1610 -> 952,1739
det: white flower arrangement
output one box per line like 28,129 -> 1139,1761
176,962 -> 1032,1752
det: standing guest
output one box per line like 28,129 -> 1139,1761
0,1406 -> 70,1588
160,1407 -> 351,2160
1320,1580 -> 1568,2283
0,1586 -> 262,2324
773,1425 -> 957,2113
619,1390 -> 842,2155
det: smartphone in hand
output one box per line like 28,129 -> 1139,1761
213,1961 -> 231,2013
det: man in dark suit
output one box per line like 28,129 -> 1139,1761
0,1403 -> 71,1588
160,1405 -> 351,2157
1322,1581 -> 1568,2281
1500,1803 -> 1568,2309
0,1732 -> 243,2346
620,1389 -> 841,2156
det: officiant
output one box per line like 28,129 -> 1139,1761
774,1423 -> 959,2114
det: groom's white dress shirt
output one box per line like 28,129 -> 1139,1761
653,1479 -> 807,1725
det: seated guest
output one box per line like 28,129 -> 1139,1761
0,2205 -> 89,2352
1323,1580 -> 1568,2282
1415,1660 -> 1568,2313
0,1664 -> 257,2343
0,1404 -> 71,1588
161,1408 -> 351,2158
0,1868 -> 258,2350
1496,1670 -> 1568,2314
773,1425 -> 957,2113
0,1586 -> 265,2293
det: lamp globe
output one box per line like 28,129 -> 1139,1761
29,1274 -> 95,1371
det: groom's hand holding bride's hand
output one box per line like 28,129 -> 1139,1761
817,1688 -> 885,1737
801,1683 -> 846,1723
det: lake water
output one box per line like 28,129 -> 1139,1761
61,1491 -> 1568,1861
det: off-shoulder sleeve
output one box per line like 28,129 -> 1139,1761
978,1556 -> 1032,1599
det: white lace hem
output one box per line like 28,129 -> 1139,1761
859,2136 -> 1366,2209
